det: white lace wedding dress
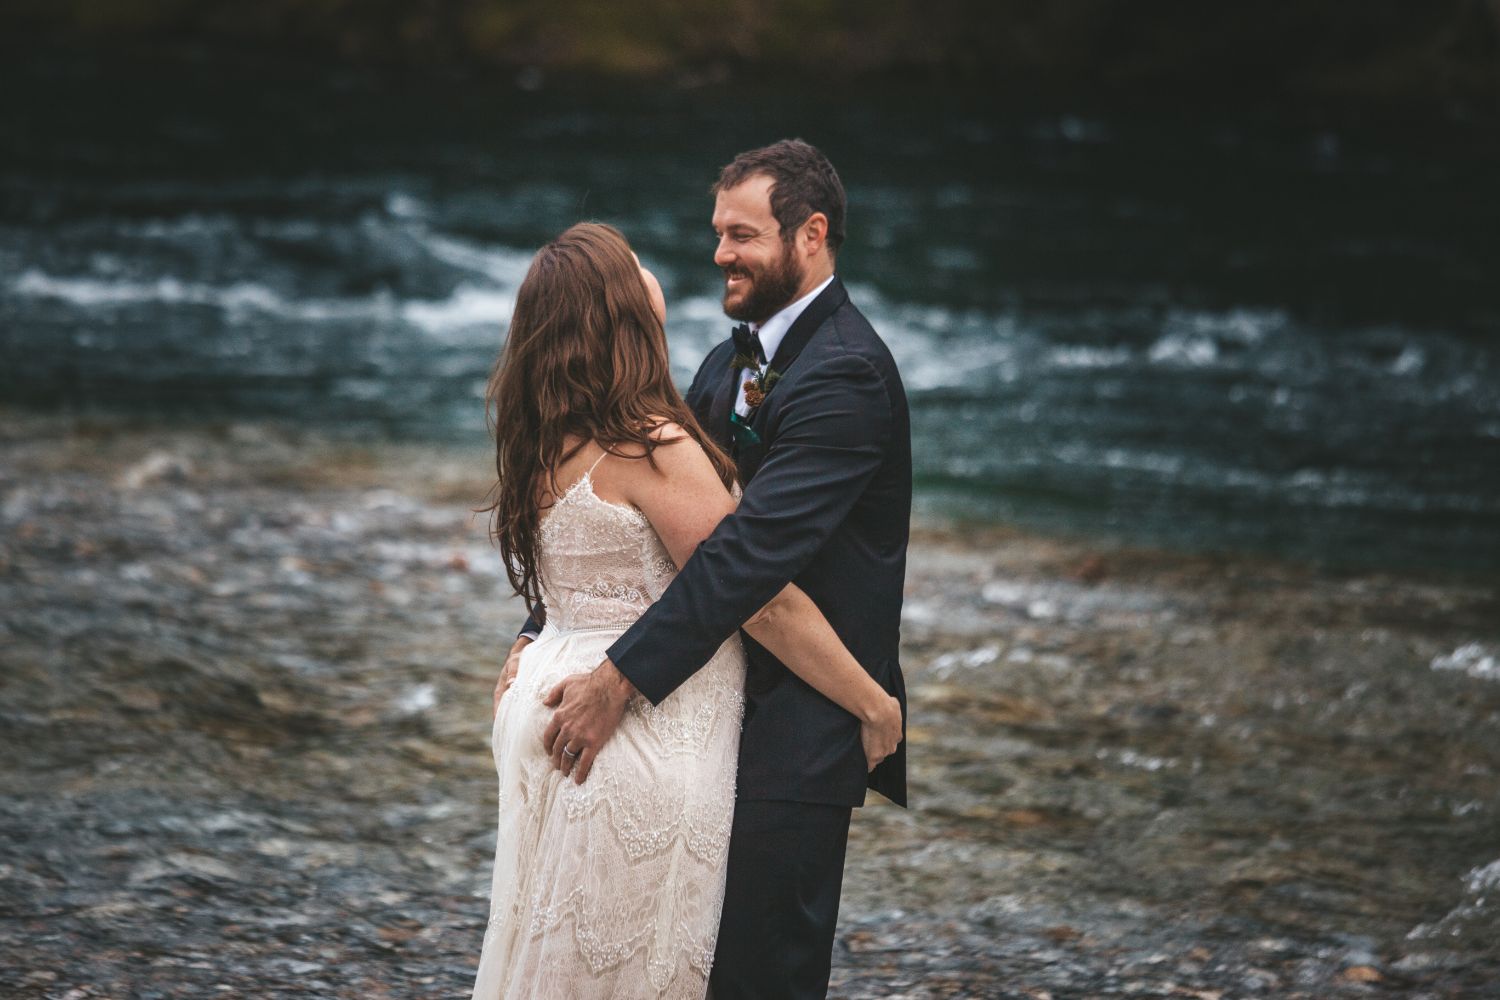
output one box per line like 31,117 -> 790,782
471,460 -> 747,1000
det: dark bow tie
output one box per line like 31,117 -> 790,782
731,323 -> 766,367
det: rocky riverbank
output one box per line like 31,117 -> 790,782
2,412 -> 1497,998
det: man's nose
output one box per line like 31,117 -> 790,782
713,237 -> 734,269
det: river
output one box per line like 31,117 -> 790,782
4,49 -> 1498,574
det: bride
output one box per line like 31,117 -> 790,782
470,222 -> 903,999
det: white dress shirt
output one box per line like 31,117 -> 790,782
733,274 -> 835,417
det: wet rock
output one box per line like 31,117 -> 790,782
116,451 -> 193,490
1431,641 -> 1500,681
1074,555 -> 1108,584
128,852 -> 247,885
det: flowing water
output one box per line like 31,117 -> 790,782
4,52 -> 1499,574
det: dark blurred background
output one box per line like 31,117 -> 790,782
4,1 -> 1498,101
3,1 -> 1499,572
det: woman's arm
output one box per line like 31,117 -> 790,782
620,427 -> 901,767
607,353 -> 891,707
741,583 -> 902,769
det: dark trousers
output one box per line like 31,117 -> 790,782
709,799 -> 854,1000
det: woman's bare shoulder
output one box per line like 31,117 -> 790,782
610,420 -> 724,502
609,418 -> 697,461
615,421 -> 736,560
646,418 -> 692,445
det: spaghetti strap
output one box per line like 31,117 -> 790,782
584,447 -> 609,478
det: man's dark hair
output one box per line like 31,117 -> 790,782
711,139 -> 846,258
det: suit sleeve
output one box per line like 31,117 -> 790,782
683,350 -> 713,407
606,350 -> 893,704
517,603 -> 544,640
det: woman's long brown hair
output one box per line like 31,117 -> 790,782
478,222 -> 736,616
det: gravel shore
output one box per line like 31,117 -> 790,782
3,413 -> 1497,998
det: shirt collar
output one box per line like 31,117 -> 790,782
751,274 -> 835,366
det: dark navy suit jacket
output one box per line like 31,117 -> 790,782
602,276 -> 912,808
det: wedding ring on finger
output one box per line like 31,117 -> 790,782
562,745 -> 581,761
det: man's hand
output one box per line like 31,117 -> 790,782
541,658 -> 637,784
860,694 -> 904,772
493,636 -> 533,720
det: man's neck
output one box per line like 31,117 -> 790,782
790,261 -> 835,304
755,265 -> 835,329
749,274 -> 836,374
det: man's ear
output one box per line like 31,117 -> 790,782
800,212 -> 829,257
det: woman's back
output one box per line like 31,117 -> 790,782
535,452 -> 680,632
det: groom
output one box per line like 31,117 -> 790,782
538,138 -> 910,998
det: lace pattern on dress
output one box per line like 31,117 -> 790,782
472,466 -> 747,1000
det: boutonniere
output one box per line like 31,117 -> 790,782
732,352 -> 783,411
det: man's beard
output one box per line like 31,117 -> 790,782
722,242 -> 803,324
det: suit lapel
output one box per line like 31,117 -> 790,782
706,349 -> 737,452
742,275 -> 848,444
707,276 -> 849,464
765,275 -> 848,376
